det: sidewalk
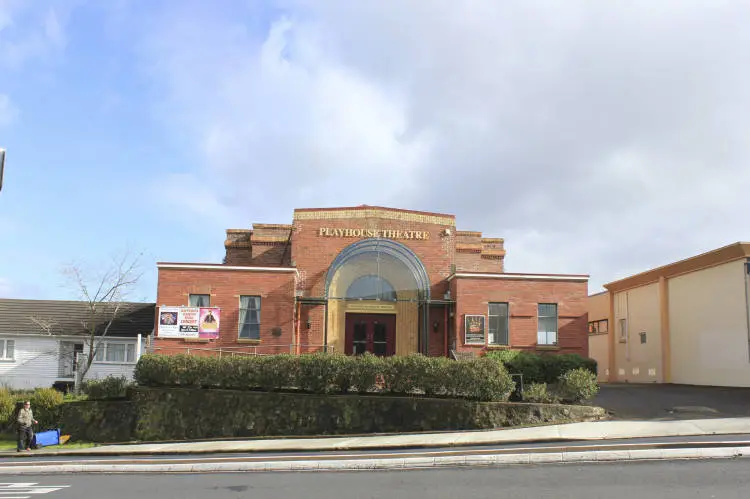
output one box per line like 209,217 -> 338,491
9,417 -> 750,457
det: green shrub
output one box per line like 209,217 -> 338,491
296,353 -> 336,394
0,388 -> 15,428
487,350 -> 597,385
485,349 -> 521,364
463,358 -> 515,401
506,352 -> 546,384
522,383 -> 560,404
83,375 -> 133,400
0,387 -> 68,431
134,353 -> 515,402
557,368 -> 599,403
348,353 -> 384,393
28,388 -> 65,429
382,354 -> 445,395
541,354 -> 597,384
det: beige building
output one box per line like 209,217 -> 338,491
587,291 -> 610,382
588,242 -> 750,387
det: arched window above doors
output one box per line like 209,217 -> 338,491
346,275 -> 398,301
325,238 -> 431,302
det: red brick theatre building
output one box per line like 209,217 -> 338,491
154,206 -> 589,358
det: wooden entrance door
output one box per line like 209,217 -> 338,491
345,313 -> 396,356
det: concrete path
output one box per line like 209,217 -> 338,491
12,417 -> 750,457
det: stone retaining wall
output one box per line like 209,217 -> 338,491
61,387 -> 607,443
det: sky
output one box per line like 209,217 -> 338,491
1,0 -> 750,303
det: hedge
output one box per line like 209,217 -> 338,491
134,353 -> 516,402
485,350 -> 597,384
0,387 -> 66,433
83,375 -> 134,400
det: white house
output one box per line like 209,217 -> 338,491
0,298 -> 154,390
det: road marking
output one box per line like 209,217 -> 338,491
0,482 -> 70,497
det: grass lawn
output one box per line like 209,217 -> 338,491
0,439 -> 97,451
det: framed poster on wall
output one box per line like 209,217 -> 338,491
464,315 -> 486,345
157,306 -> 221,339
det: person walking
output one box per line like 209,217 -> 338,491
16,401 -> 37,452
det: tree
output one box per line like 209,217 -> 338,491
63,250 -> 144,392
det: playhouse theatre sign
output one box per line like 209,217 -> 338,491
318,227 -> 431,240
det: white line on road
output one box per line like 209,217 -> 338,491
0,483 -> 70,496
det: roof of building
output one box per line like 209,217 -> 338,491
292,205 -> 457,219
604,242 -> 750,292
291,205 -> 458,226
448,271 -> 589,282
0,299 -> 155,337
157,262 -> 297,272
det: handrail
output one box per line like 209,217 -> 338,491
148,344 -> 335,357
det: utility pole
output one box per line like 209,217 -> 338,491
0,148 -> 5,192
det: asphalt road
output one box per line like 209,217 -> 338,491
3,433 -> 750,462
593,384 -> 750,420
11,459 -> 750,498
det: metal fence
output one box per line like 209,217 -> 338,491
148,344 -> 335,357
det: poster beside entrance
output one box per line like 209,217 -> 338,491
158,306 -> 221,339
464,314 -> 486,345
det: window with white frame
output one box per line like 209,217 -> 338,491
189,294 -> 210,307
0,339 -> 14,360
537,304 -> 558,345
488,303 -> 509,345
238,296 -> 261,339
93,342 -> 136,363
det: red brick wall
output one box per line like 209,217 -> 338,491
249,243 -> 289,266
428,305 -> 449,357
296,303 -> 327,353
291,210 -> 457,348
153,267 -> 296,355
292,216 -> 456,299
453,277 -> 588,357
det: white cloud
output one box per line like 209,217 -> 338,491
140,7 -> 431,229
139,1 -> 750,291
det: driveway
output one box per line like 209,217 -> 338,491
592,383 -> 750,420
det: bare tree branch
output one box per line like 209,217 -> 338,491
61,249 -> 144,392
27,317 -> 60,336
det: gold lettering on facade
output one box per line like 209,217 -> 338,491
317,227 -> 430,240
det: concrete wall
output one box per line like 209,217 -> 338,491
613,283 -> 663,383
668,259 -> 750,386
587,292 -> 610,382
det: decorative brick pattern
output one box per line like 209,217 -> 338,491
293,206 -> 456,226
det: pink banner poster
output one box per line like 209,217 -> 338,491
199,307 -> 220,338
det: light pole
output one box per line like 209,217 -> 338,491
0,148 -> 5,192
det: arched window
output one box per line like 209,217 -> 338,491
346,275 -> 397,301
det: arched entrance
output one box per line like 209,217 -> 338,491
325,239 -> 431,356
